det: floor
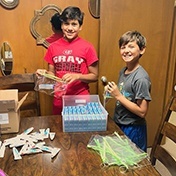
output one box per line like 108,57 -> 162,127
147,148 -> 171,176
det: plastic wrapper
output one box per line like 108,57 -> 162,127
103,90 -> 113,107
34,71 -> 67,99
87,132 -> 148,171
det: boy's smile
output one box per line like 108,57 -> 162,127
120,41 -> 145,63
62,19 -> 82,42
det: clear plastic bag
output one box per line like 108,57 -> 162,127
34,71 -> 67,99
87,132 -> 148,170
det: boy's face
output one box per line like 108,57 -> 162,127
120,41 -> 145,63
61,19 -> 82,42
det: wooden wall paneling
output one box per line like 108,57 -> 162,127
0,0 -> 45,75
0,0 -> 50,115
99,0 -> 175,146
166,6 -> 176,98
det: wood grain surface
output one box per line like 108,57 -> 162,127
0,116 -> 160,176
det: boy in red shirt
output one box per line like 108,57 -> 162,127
44,6 -> 99,114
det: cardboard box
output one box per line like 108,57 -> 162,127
0,89 -> 28,134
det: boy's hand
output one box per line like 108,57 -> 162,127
107,81 -> 121,98
36,69 -> 47,75
62,73 -> 80,84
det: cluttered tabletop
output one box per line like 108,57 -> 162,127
0,115 -> 160,176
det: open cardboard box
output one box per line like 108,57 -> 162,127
0,89 -> 28,134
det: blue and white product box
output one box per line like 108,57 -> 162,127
62,95 -> 108,132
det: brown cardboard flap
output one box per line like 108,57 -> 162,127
17,93 -> 29,111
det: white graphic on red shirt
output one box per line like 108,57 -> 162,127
63,49 -> 72,55
53,55 -> 84,73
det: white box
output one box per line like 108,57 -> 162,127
62,95 -> 108,132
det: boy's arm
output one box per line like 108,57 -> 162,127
48,64 -> 55,75
117,96 -> 149,118
62,61 -> 98,84
107,81 -> 149,118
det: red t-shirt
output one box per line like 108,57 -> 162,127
44,37 -> 98,114
45,33 -> 63,43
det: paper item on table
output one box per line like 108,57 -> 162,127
13,147 -> 22,160
39,128 -> 50,139
34,142 -> 60,158
51,148 -> 61,158
3,136 -> 18,146
23,127 -> 34,135
0,127 -> 60,160
24,148 -> 43,155
35,142 -> 46,149
39,129 -> 45,134
9,139 -> 26,148
40,145 -> 53,153
20,133 -> 38,143
0,143 -> 6,158
19,143 -> 30,155
30,132 -> 45,141
49,132 -> 55,140
45,128 -> 50,138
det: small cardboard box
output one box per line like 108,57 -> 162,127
0,89 -> 28,134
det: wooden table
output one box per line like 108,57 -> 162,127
0,115 -> 160,176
